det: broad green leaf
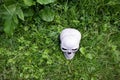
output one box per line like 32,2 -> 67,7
23,0 -> 35,6
13,15 -> 18,24
4,17 -> 15,35
80,47 -> 86,55
4,19 -> 14,35
16,7 -> 24,21
8,59 -> 15,64
42,49 -> 49,59
37,0 -> 56,5
4,4 -> 16,16
40,7 -> 54,22
85,54 -> 93,59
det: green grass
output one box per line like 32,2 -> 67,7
0,0 -> 120,80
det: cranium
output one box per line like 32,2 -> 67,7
60,28 -> 81,60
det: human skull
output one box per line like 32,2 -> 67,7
60,28 -> 81,60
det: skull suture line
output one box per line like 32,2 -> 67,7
60,28 -> 81,60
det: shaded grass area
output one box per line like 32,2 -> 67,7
0,0 -> 120,80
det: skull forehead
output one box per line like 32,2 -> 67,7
61,36 -> 79,49
60,28 -> 81,41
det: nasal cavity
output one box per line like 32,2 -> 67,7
68,52 -> 71,54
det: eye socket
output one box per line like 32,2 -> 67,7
72,48 -> 78,51
62,48 -> 67,50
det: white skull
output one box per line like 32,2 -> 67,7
60,28 -> 81,60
